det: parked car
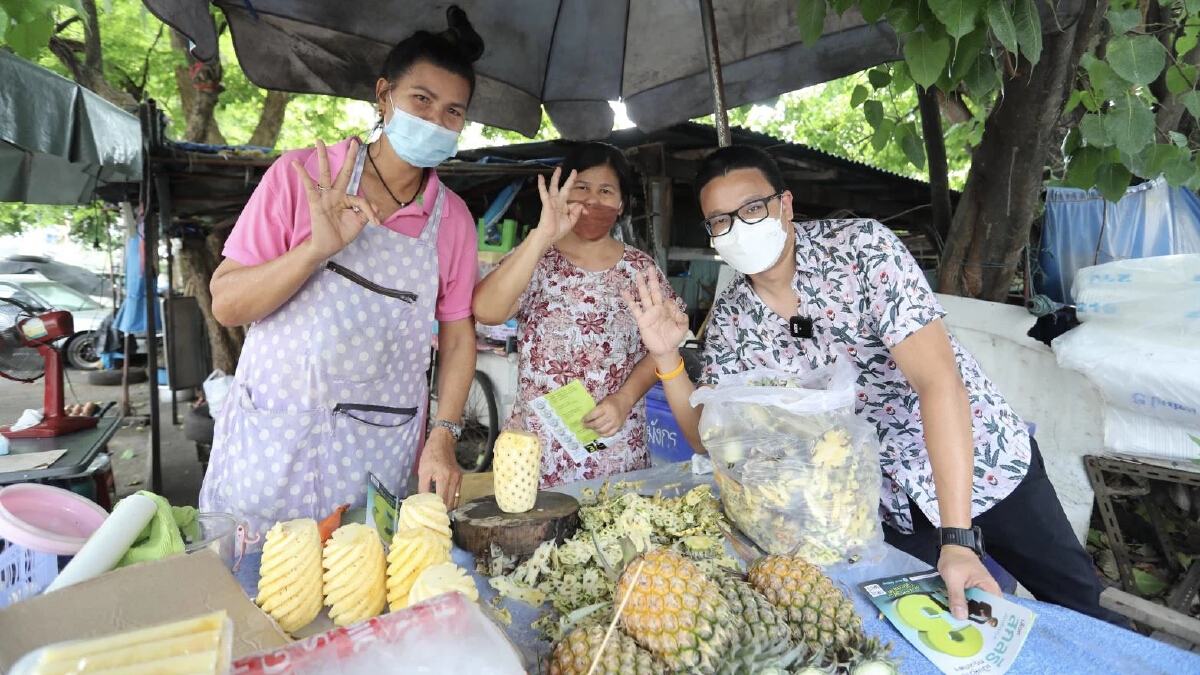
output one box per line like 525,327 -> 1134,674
0,273 -> 111,369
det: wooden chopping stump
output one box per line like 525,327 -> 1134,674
451,492 -> 580,557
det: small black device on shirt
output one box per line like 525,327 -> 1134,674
789,316 -> 814,339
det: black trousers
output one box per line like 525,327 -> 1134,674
883,438 -> 1128,627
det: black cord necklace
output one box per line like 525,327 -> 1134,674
368,143 -> 426,208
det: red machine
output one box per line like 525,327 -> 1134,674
0,300 -> 99,438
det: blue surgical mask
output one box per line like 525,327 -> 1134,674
383,96 -> 461,168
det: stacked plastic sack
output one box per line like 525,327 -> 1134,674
1052,254 -> 1200,461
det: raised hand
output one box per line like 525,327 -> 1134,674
621,270 -> 689,361
292,139 -> 381,260
532,167 -> 585,244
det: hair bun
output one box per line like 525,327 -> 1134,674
441,5 -> 485,63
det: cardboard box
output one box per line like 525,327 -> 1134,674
0,550 -> 289,671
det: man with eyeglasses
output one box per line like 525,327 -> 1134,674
622,145 -> 1124,627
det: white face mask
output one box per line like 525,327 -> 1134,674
712,216 -> 788,275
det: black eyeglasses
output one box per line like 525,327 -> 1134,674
703,192 -> 783,237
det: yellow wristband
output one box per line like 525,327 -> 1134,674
655,357 -> 686,381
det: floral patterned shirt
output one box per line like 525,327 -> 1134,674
505,245 -> 683,488
700,219 -> 1032,533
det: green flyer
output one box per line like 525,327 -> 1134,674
529,379 -> 608,463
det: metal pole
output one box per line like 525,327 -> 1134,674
142,100 -> 163,494
699,0 -> 731,147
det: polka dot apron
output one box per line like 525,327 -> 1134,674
200,149 -> 444,551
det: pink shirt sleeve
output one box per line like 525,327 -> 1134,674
434,191 -> 479,323
221,147 -> 309,267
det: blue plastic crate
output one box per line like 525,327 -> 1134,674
0,539 -> 59,608
645,383 -> 694,464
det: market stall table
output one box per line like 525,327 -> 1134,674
233,461 -> 1200,674
0,415 -> 121,485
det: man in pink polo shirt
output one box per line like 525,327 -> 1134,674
200,10 -> 484,550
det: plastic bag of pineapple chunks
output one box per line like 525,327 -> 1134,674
691,355 -> 885,564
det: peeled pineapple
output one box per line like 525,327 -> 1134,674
407,562 -> 479,606
386,527 -> 451,611
398,492 -> 453,550
322,523 -> 387,627
493,430 -> 541,513
257,519 -> 324,633
25,611 -> 230,675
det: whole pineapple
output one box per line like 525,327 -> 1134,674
615,549 -> 735,674
747,555 -> 862,658
715,574 -> 796,648
548,624 -> 667,675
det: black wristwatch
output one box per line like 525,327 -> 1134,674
939,526 -> 985,559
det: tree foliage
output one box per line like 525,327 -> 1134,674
801,0 -> 1200,204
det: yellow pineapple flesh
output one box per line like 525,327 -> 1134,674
493,430 -> 541,513
386,527 -> 451,611
322,523 -> 387,627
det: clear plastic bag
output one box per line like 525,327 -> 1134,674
230,592 -> 525,675
691,358 -> 885,565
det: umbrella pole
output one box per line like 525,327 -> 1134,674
699,0 -> 731,147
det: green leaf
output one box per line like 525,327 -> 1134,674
1104,95 -> 1157,156
1182,90 -> 1200,119
1087,528 -> 1105,548
868,68 -> 893,89
1187,0 -> 1200,15
886,0 -> 922,33
1162,149 -> 1196,185
831,0 -> 857,15
901,128 -> 926,169
1106,8 -> 1141,36
864,99 -> 885,128
1062,127 -> 1082,155
1136,144 -> 1181,180
0,6 -> 8,42
1064,146 -> 1107,190
851,84 -> 871,108
1064,90 -> 1082,114
986,0 -> 1019,55
1167,64 -> 1198,96
871,118 -> 895,151
1170,131 -> 1190,148
905,31 -> 953,88
1106,35 -> 1167,87
5,14 -> 52,59
1095,162 -> 1133,204
1079,90 -> 1099,112
950,24 -> 990,82
1132,568 -> 1168,597
963,53 -> 999,101
1179,21 -> 1200,56
797,0 -> 828,46
860,0 -> 893,23
1013,0 -> 1043,66
928,0 -> 984,39
1080,114 -> 1111,147
1086,59 -> 1128,100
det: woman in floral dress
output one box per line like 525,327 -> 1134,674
474,143 -> 682,488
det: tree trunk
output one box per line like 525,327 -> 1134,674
48,0 -> 136,109
917,85 -> 952,254
937,0 -> 1102,300
171,30 -> 226,145
248,91 -> 292,147
179,228 -> 245,374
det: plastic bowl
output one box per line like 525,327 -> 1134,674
0,484 -> 109,556
183,513 -> 237,571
